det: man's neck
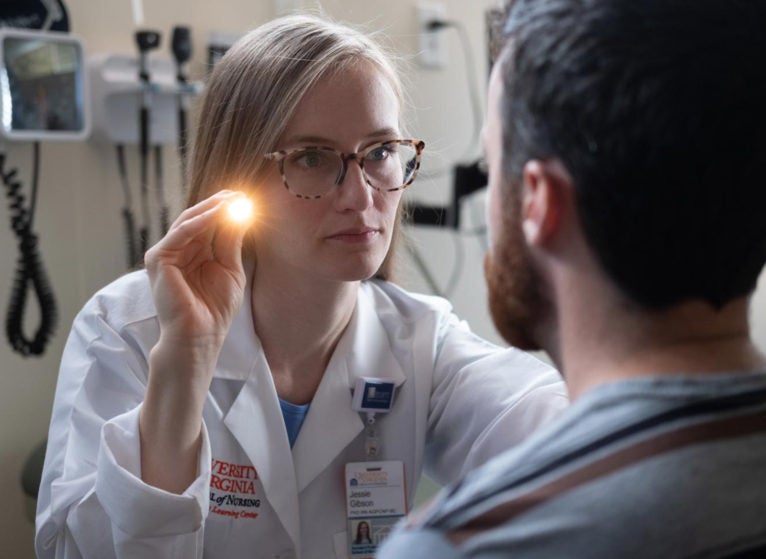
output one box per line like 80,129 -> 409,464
557,296 -> 766,401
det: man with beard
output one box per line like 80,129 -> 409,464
378,0 -> 766,557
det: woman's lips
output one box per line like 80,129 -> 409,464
327,227 -> 381,243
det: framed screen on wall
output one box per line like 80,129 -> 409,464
0,28 -> 89,141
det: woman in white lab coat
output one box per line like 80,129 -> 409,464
35,14 -> 566,559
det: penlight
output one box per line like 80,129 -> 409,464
226,196 -> 255,224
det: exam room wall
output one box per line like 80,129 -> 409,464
1,3 -> 765,559
0,1 -> 496,556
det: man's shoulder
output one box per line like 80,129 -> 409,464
382,373 -> 766,558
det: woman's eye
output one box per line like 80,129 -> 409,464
366,145 -> 393,162
291,150 -> 328,168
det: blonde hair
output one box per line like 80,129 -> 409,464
187,15 -> 407,280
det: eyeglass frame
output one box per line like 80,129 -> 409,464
263,139 -> 426,200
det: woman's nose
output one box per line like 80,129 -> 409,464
334,159 -> 373,211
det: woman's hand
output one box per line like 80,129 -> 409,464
140,189 -> 252,493
145,189 -> 249,365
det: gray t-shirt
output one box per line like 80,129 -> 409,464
378,372 -> 766,558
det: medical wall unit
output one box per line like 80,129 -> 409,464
87,21 -> 202,268
0,26 -> 89,356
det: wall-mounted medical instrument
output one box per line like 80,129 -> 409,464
171,26 -> 192,195
206,31 -> 240,72
0,26 -> 89,356
0,28 -> 88,142
134,29 -> 163,254
0,0 -> 70,33
89,30 -> 202,269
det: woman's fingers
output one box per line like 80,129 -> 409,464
147,191 -> 254,265
167,189 -> 242,233
145,203 -> 223,271
212,195 -> 255,266
163,202 -> 226,248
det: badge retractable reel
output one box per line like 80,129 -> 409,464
351,377 -> 396,459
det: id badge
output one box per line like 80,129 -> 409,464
344,461 -> 408,558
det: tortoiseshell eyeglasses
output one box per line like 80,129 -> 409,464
264,139 -> 426,200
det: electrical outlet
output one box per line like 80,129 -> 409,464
417,2 -> 447,69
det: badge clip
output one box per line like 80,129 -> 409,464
352,378 -> 396,459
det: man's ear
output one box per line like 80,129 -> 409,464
520,159 -> 572,246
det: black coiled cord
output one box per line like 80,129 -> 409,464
115,144 -> 139,268
1,144 -> 58,356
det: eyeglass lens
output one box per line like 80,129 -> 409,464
282,142 -> 418,198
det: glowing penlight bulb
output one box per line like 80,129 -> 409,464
226,196 -> 255,224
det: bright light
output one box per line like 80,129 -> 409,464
226,196 -> 255,224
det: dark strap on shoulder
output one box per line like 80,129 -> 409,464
447,408 -> 766,545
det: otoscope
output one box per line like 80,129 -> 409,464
135,29 -> 161,256
171,26 -> 192,195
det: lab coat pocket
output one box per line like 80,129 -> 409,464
333,530 -> 348,559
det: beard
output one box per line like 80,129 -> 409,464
484,186 -> 550,352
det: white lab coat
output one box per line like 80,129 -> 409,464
35,271 -> 567,559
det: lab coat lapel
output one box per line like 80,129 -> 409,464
224,348 -> 302,556
292,284 -> 406,492
291,341 -> 363,493
218,271 -> 302,556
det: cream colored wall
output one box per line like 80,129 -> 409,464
1,1 -> 764,557
0,1 -> 500,556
